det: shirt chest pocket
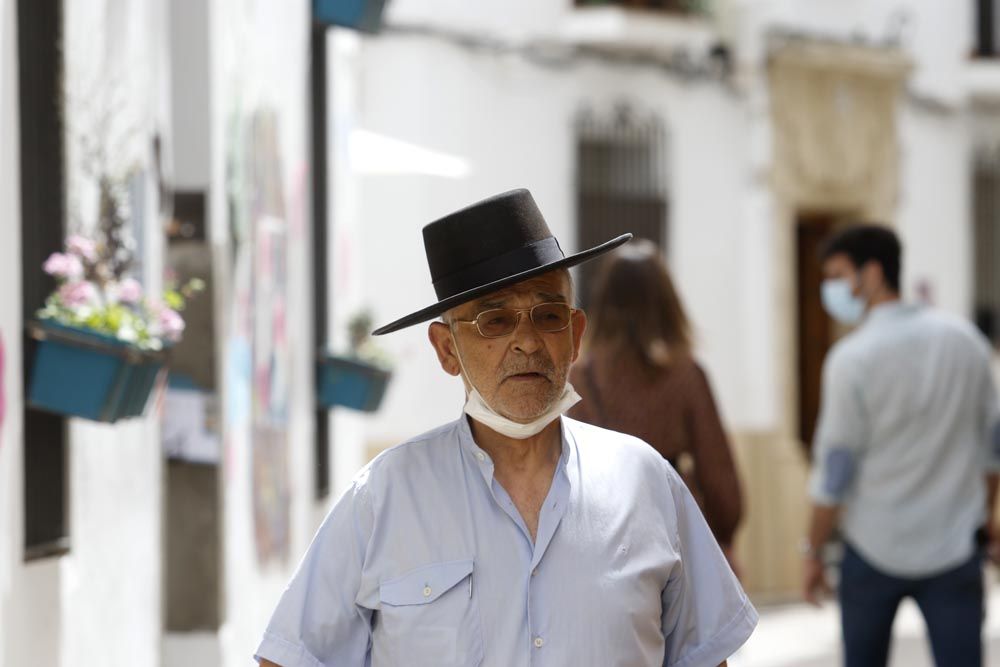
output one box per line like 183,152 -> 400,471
376,559 -> 484,667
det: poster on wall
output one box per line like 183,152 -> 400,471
226,109 -> 292,565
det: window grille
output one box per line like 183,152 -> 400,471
976,0 -> 999,58
575,104 -> 669,305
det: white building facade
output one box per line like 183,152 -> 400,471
0,0 -> 997,665
0,0 -> 329,665
331,0 -> 990,598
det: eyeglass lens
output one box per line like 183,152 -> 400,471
476,303 -> 571,337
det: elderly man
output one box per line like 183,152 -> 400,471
255,189 -> 756,667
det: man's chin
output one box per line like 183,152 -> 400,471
490,381 -> 566,421
494,401 -> 557,423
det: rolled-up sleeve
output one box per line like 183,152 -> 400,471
661,468 -> 758,667
809,347 -> 868,506
254,475 -> 375,667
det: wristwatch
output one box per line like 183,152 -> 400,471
799,538 -> 821,560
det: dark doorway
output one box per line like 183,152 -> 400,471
974,150 -> 1000,346
796,214 -> 848,455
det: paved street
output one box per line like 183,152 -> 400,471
731,579 -> 1000,667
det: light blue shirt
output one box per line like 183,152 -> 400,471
255,416 -> 757,667
810,302 -> 1000,577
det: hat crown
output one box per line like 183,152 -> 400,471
370,187 -> 630,336
423,189 -> 562,300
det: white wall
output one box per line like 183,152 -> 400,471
896,105 -> 972,315
58,1 -> 170,664
205,2 -> 318,665
0,0 -> 29,663
738,0 -> 971,104
757,0 -> 973,313
386,0 -> 571,39
385,0 -> 972,108
334,0 -> 976,454
169,0 -> 212,190
1,1 -> 171,665
332,29 -> 761,448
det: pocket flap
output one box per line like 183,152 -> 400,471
380,559 -> 474,606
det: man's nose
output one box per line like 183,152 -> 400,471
509,311 -> 543,355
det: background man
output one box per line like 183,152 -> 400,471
255,188 -> 756,667
803,224 -> 1000,666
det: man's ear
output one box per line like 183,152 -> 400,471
570,309 -> 587,363
428,322 -> 462,377
859,260 -> 886,295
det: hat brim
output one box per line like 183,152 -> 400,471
372,233 -> 632,335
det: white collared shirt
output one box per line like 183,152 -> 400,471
810,302 -> 1000,576
255,416 -> 757,666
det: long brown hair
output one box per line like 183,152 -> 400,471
585,239 -> 692,372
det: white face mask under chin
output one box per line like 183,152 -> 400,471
450,326 -> 581,439
464,383 -> 581,439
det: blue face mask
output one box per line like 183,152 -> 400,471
821,278 -> 866,325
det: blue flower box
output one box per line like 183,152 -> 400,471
317,353 -> 391,413
313,0 -> 387,32
26,321 -> 167,423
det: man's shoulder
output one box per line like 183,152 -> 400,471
563,417 -> 670,470
563,418 -> 684,505
358,419 -> 465,482
829,306 -> 991,372
823,333 -> 866,375
920,307 -> 992,353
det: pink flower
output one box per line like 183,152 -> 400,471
117,278 -> 143,304
43,253 -> 84,279
65,235 -> 98,262
58,281 -> 97,308
158,307 -> 185,343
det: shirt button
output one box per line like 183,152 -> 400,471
476,452 -> 486,462
531,569 -> 538,577
534,637 -> 544,648
423,586 -> 432,597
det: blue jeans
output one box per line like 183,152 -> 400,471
839,542 -> 983,667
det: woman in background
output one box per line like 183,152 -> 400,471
568,240 -> 744,572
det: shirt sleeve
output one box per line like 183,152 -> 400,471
661,467 -> 758,667
254,475 -> 375,667
809,346 -> 868,506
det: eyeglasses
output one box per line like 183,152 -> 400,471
452,302 -> 575,338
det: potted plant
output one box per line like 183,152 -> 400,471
317,310 -> 393,412
27,212 -> 203,423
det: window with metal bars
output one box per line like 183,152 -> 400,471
974,150 -> 1000,346
977,0 -> 999,58
575,105 -> 669,306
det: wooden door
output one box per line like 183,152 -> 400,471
797,216 -> 839,456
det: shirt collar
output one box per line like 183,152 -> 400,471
456,412 -> 574,481
864,300 -> 913,324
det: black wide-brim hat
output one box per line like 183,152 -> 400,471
372,188 -> 631,335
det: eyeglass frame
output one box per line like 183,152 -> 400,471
450,301 -> 578,339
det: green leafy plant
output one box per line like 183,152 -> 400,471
346,309 -> 392,369
37,229 -> 203,351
